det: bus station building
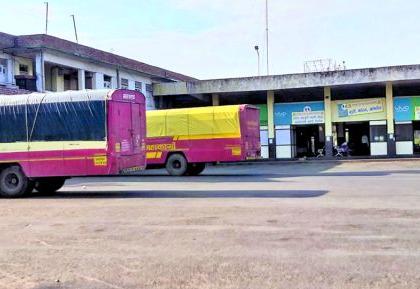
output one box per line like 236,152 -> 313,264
153,65 -> 420,159
3,31 -> 420,160
0,32 -> 195,110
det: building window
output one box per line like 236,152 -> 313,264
146,83 -> 153,92
104,75 -> 112,88
19,64 -> 29,75
370,125 -> 387,142
135,81 -> 142,92
121,78 -> 129,89
395,123 -> 413,142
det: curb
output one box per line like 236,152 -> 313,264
215,157 -> 420,167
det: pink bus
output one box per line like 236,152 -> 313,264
146,105 -> 261,176
0,89 -> 146,198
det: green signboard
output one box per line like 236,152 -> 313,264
256,104 -> 268,126
394,96 -> 420,121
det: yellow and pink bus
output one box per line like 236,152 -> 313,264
0,89 -> 146,198
146,105 -> 261,176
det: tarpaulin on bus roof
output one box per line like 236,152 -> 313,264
0,92 -> 107,143
146,105 -> 241,138
0,89 -> 113,106
188,107 -> 214,136
146,110 -> 166,138
166,109 -> 189,136
212,106 -> 240,137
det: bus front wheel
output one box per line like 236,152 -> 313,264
166,154 -> 188,176
0,166 -> 34,198
186,163 -> 206,176
35,178 -> 66,195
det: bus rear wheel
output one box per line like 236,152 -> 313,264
186,163 -> 206,176
166,154 -> 188,176
0,166 -> 34,198
35,178 -> 66,195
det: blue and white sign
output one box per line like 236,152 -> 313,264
274,101 -> 325,125
394,97 -> 413,122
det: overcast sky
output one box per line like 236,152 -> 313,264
1,0 -> 420,80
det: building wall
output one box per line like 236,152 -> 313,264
0,52 -> 13,85
14,56 -> 34,76
42,50 -> 156,109
44,51 -> 118,78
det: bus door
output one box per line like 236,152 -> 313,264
114,101 -> 141,156
241,107 -> 261,158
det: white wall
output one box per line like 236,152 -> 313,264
396,141 -> 414,155
275,125 -> 294,159
0,52 -> 14,85
260,126 -> 269,159
43,51 -> 153,93
14,56 -> 34,76
27,50 -> 158,108
44,51 -> 117,77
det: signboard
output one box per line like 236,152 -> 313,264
274,101 -> 325,125
255,104 -> 268,126
292,111 -> 325,125
332,98 -> 387,122
416,107 -> 420,120
394,97 -> 412,122
394,96 -> 420,121
338,99 -> 384,118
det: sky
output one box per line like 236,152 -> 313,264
1,0 -> 420,80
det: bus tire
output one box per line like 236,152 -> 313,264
186,163 -> 206,176
35,178 -> 66,194
0,166 -> 33,198
166,154 -> 188,176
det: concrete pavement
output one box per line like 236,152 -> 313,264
0,160 -> 419,289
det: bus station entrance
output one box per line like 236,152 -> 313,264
332,98 -> 388,157
294,124 -> 325,157
274,101 -> 325,159
334,122 -> 370,156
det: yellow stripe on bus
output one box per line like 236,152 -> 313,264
146,152 -> 163,159
0,141 -> 107,153
177,133 -> 241,141
0,154 -> 108,164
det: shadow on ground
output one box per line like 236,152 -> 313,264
64,169 -> 420,184
30,189 -> 328,199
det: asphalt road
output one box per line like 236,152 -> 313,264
1,160 -> 420,289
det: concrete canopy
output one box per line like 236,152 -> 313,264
154,65 -> 420,96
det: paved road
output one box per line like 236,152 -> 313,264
1,160 -> 420,289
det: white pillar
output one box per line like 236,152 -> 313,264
78,69 -> 85,90
51,67 -> 64,92
128,79 -> 135,90
35,52 -> 44,92
6,58 -> 14,85
92,72 -> 104,89
111,76 -> 118,89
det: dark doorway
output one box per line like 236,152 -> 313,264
413,121 -> 420,154
294,125 -> 325,157
345,122 -> 370,156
